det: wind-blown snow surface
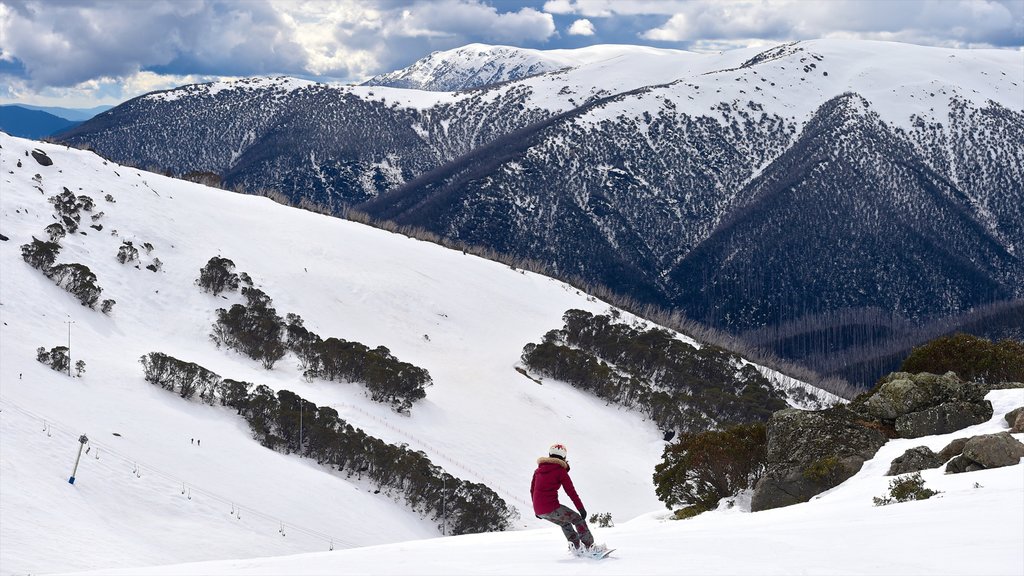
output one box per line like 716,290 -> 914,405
62,390 -> 1024,576
0,133 -> 833,575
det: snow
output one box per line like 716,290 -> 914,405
58,389 -> 1024,575
2,133 -> 1021,576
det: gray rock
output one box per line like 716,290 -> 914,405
937,437 -> 971,461
945,454 -> 984,474
753,455 -> 865,510
31,149 -> 52,166
961,432 -> 1024,469
1013,412 -> 1024,434
894,400 -> 993,439
751,406 -> 888,512
861,377 -> 932,420
852,372 -> 992,438
887,446 -> 944,475
1005,406 -> 1024,428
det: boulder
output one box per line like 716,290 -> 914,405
1004,406 -> 1024,429
945,454 -> 984,474
31,149 -> 52,166
851,372 -> 992,438
1013,412 -> 1024,434
887,446 -> 944,475
937,437 -> 971,461
961,432 -> 1024,469
751,406 -> 888,512
894,401 -> 993,439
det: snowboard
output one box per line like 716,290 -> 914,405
574,546 -> 615,560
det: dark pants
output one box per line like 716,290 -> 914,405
539,505 -> 593,548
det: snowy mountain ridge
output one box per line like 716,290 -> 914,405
57,40 -> 1024,383
362,43 -> 692,92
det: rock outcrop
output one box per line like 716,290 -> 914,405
751,406 -> 888,511
945,432 -> 1024,473
850,372 -> 992,438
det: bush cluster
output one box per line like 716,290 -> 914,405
209,287 -> 431,412
872,472 -> 939,506
287,314 -> 431,413
522,309 -> 788,433
139,352 -> 515,534
140,352 -> 222,400
211,287 -> 287,369
196,256 -> 243,295
900,333 -> 1024,385
21,192 -> 109,310
36,346 -> 86,376
48,188 -> 93,233
653,422 -> 767,512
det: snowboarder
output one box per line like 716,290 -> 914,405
531,443 -> 604,554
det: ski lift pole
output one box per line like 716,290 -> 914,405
68,434 -> 89,485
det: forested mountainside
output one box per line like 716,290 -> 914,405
56,40 -> 1024,386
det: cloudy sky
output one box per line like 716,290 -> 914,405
1,0 -> 1022,108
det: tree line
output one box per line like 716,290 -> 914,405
139,351 -> 516,534
199,257 -> 431,413
521,309 -> 789,435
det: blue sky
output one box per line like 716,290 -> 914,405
1,0 -> 1022,108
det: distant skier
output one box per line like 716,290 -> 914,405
531,443 -> 602,554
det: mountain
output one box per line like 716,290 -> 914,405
54,40 -> 1024,385
363,43 -> 686,91
0,132 -> 839,575
0,105 -> 80,139
15,103 -> 113,121
3,133 -> 1022,576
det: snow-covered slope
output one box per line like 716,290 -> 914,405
0,133 -> 832,575
61,390 -> 1024,575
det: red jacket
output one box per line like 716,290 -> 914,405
530,456 -> 584,516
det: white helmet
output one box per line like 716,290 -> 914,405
549,443 -> 568,459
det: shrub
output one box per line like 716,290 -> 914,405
900,333 -> 1024,384
146,258 -> 163,272
74,360 -> 86,377
196,256 -> 240,295
44,223 -> 66,242
101,299 -> 116,314
653,422 -> 767,510
36,345 -> 70,374
46,263 -> 102,307
21,237 -> 61,271
116,241 -> 139,264
673,504 -> 712,520
588,512 -> 614,527
872,472 -> 939,506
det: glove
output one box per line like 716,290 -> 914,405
578,508 -> 587,520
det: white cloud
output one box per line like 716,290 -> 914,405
0,71 -> 236,108
639,0 -> 1024,48
568,18 -> 596,36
